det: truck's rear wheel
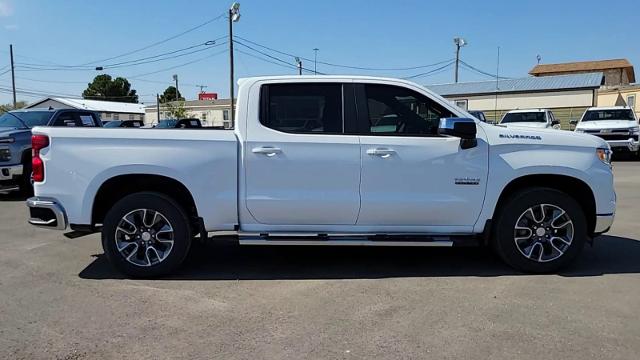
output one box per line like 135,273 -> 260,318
102,192 -> 192,277
492,188 -> 587,273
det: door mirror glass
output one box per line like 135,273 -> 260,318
438,118 -> 477,139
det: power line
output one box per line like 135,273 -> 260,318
235,35 -> 454,71
234,40 -> 323,74
78,13 -> 227,66
126,48 -> 228,78
459,60 -> 511,79
402,61 -> 456,79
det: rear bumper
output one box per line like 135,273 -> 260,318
607,139 -> 639,152
26,197 -> 68,230
0,164 -> 23,180
594,214 -> 615,235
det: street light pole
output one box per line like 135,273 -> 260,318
313,48 -> 319,75
453,37 -> 467,83
295,57 -> 302,75
229,2 -> 240,128
173,74 -> 179,101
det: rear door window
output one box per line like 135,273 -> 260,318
260,83 -> 344,134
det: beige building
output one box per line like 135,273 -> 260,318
144,99 -> 233,127
529,59 -> 635,86
26,97 -> 145,121
428,72 -> 603,127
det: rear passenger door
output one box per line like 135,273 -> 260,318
244,82 -> 362,226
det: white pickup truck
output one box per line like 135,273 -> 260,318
573,106 -> 640,158
27,76 -> 616,277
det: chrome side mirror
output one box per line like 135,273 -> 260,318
438,117 -> 477,149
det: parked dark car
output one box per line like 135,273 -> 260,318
0,108 -> 101,193
155,118 -> 203,129
103,120 -> 145,128
468,110 -> 489,123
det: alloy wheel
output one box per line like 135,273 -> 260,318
513,203 -> 574,263
114,209 -> 175,267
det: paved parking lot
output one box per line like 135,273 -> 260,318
1,161 -> 639,360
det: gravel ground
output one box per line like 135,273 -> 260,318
1,161 -> 639,360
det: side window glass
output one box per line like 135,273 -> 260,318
261,83 -> 343,134
363,84 -> 454,136
52,113 -> 79,127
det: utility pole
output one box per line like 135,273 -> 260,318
196,85 -> 208,93
229,3 -> 241,128
313,48 -> 319,75
9,44 -> 16,108
453,37 -> 467,83
156,93 -> 160,123
295,57 -> 302,75
172,74 -> 179,101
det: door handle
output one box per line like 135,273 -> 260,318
366,148 -> 396,158
252,146 -> 282,157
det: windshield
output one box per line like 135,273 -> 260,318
582,109 -> 635,121
156,120 -> 177,128
501,112 -> 546,123
0,111 -> 52,128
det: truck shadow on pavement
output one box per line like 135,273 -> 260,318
79,235 -> 640,280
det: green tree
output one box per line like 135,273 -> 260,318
164,101 -> 187,119
82,74 -> 138,103
159,86 -> 184,103
0,100 -> 28,114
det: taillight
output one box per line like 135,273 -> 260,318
32,135 -> 49,182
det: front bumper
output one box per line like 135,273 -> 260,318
607,139 -> 639,152
26,197 -> 68,230
0,164 -> 23,181
594,214 -> 615,235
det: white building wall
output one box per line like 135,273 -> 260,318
448,89 -> 594,111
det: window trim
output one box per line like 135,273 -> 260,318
354,83 -> 450,138
258,82 -> 351,136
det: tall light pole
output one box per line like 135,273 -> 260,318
453,37 -> 467,83
313,48 -> 319,75
229,2 -> 240,128
172,74 -> 179,100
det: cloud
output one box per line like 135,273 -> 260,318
3,24 -> 17,30
0,1 -> 13,17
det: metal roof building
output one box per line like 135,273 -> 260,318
426,73 -> 604,127
26,97 -> 145,122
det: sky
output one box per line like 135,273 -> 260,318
0,0 -> 638,106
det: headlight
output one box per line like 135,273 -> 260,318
0,137 -> 15,144
574,129 -> 585,133
596,148 -> 612,166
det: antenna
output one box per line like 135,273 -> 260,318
536,54 -> 542,64
196,85 -> 208,93
494,46 -> 500,122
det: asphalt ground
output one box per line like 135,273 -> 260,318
1,161 -> 639,359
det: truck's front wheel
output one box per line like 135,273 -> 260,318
102,192 -> 192,277
492,188 -> 587,273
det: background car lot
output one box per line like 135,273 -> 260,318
1,162 -> 639,359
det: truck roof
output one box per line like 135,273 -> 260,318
585,106 -> 632,111
505,109 -> 548,113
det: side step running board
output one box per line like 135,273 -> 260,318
237,233 -> 480,247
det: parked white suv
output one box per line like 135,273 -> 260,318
499,109 -> 561,129
26,76 -> 616,277
572,106 -> 639,158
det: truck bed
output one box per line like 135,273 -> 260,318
31,127 -> 239,231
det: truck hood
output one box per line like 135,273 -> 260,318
0,127 -> 30,138
575,120 -> 638,131
500,122 -> 548,129
485,124 -> 608,149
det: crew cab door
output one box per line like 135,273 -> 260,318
244,82 -> 361,225
355,83 -> 488,229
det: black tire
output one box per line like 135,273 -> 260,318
492,187 -> 587,273
102,192 -> 192,278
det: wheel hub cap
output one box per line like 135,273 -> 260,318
513,203 -> 574,263
114,209 -> 175,267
